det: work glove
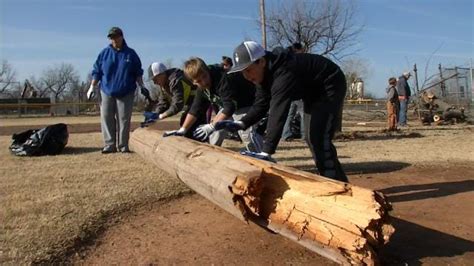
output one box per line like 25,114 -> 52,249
140,111 -> 159,127
140,85 -> 153,102
214,120 -> 245,132
240,150 -> 276,163
86,84 -> 96,100
193,123 -> 215,142
163,128 -> 186,137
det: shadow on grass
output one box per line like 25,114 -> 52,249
62,146 -> 100,155
380,180 -> 474,203
381,217 -> 474,265
292,161 -> 411,174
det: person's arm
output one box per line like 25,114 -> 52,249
180,112 -> 198,131
240,87 -> 271,128
156,88 -> 170,114
160,80 -> 185,119
260,68 -> 297,154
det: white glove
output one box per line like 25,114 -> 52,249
87,84 -> 97,100
163,127 -> 187,137
193,123 -> 215,141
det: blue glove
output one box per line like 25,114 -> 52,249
240,150 -> 276,163
163,128 -> 186,137
214,120 -> 245,132
193,124 -> 215,142
140,111 -> 159,127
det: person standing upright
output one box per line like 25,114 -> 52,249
386,77 -> 399,131
87,27 -> 145,153
396,71 -> 411,127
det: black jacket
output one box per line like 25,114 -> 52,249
188,65 -> 255,118
240,51 -> 346,154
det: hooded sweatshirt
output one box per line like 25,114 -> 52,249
92,40 -> 143,97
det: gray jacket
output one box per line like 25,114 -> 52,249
386,85 -> 399,103
156,68 -> 195,117
396,75 -> 411,97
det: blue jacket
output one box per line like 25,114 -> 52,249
92,40 -> 143,97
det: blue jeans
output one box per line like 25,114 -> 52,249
282,100 -> 305,140
398,98 -> 408,126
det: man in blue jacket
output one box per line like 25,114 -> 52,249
88,27 -> 146,153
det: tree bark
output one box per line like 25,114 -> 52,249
130,127 -> 394,265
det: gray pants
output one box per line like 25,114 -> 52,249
209,107 -> 263,153
100,90 -> 135,151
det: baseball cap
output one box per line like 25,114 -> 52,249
107,27 -> 123,37
403,71 -> 411,77
228,41 -> 266,74
148,62 -> 167,79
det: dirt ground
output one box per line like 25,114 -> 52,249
74,126 -> 473,265
74,164 -> 474,265
1,116 -> 473,265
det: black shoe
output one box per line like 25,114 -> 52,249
101,147 -> 117,154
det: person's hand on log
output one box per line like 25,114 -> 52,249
214,120 -> 245,132
240,150 -> 276,163
193,124 -> 215,141
163,127 -> 186,137
140,111 -> 160,127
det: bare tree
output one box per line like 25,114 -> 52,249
41,63 -> 80,102
0,60 -> 17,94
340,57 -> 371,85
266,0 -> 363,60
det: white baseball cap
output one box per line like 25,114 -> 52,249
148,62 -> 167,79
228,41 -> 266,74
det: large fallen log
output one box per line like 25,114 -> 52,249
130,126 -> 394,265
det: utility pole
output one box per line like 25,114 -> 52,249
438,63 -> 446,97
259,0 -> 267,49
471,58 -> 473,103
413,64 -> 420,94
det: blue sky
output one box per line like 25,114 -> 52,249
1,0 -> 473,97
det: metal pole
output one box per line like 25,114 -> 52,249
260,0 -> 267,49
470,58 -> 473,104
414,64 -> 420,94
413,64 -> 421,123
454,66 -> 460,106
438,63 -> 446,97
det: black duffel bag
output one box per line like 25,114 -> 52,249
9,123 -> 69,156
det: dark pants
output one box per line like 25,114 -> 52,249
303,73 -> 348,182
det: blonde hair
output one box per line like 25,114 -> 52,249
183,57 -> 209,80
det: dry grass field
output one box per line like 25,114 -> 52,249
1,115 -> 473,264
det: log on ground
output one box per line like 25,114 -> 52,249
130,126 -> 394,265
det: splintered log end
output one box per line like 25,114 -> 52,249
230,173 -> 264,220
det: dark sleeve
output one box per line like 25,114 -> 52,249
219,75 -> 238,116
405,80 -> 411,97
188,89 -> 210,117
261,69 -> 297,154
162,80 -> 185,117
240,86 -> 270,128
